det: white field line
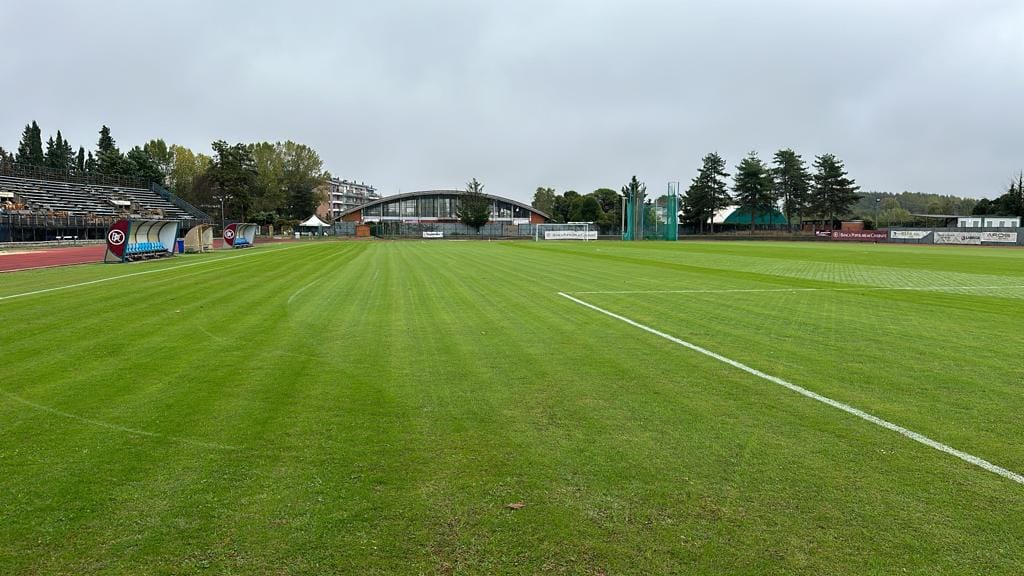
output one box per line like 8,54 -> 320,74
0,389 -> 238,450
573,285 -> 1024,295
0,243 -> 312,302
558,291 -> 1024,486
287,278 -> 321,305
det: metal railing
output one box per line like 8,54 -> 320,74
149,182 -> 212,221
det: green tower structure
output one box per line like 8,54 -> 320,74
664,181 -> 680,241
622,177 -> 646,241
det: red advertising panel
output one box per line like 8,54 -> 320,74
106,219 -> 130,259
223,223 -> 238,247
832,230 -> 888,242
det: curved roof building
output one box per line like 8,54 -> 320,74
336,190 -> 550,224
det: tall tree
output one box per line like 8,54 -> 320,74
572,195 -> 602,223
683,152 -> 730,233
143,139 -> 174,181
531,187 -> 556,217
61,133 -> 75,172
994,172 -> 1024,218
590,188 -> 622,233
553,190 -> 581,223
84,151 -> 97,173
44,130 -> 73,172
732,151 -> 775,233
44,136 -> 58,169
280,141 -> 329,219
250,142 -> 286,213
772,149 -> 811,231
97,125 -> 117,154
208,140 -> 258,221
457,178 -> 491,232
811,154 -> 861,226
76,147 -> 86,173
125,146 -> 165,185
168,145 -> 211,202
15,121 -> 45,166
95,125 -> 125,175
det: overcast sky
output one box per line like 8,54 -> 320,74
2,0 -> 1022,201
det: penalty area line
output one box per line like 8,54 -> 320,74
558,291 -> 1024,487
572,285 -> 1024,295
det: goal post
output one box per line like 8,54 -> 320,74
534,222 -> 598,241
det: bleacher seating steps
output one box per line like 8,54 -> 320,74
0,175 -> 193,220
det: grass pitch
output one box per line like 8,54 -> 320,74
2,240 -> 1024,574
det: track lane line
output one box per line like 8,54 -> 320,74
558,291 -> 1024,486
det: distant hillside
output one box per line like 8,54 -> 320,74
852,191 -> 977,219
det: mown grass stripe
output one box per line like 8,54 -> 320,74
559,291 -> 1024,487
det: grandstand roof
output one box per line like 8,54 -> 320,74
334,189 -> 552,221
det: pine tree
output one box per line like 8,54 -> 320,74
457,178 -> 491,232
811,154 -> 861,226
77,147 -> 86,173
994,172 -> 1024,218
85,151 -> 97,173
96,125 -> 124,175
97,125 -> 117,154
683,152 -> 730,233
44,130 -> 73,172
15,121 -> 45,166
732,151 -> 775,233
61,134 -> 75,172
44,136 -> 58,168
772,149 -> 811,231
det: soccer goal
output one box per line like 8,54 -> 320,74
534,222 -> 598,241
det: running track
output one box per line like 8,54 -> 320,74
0,238 -> 295,273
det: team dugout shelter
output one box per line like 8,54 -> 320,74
104,219 -> 179,263
224,223 -> 257,248
336,190 -> 550,227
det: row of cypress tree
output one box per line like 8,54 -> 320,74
0,121 -> 164,185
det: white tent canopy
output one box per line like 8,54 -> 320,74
299,215 -> 330,227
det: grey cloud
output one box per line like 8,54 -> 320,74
2,0 -> 1022,201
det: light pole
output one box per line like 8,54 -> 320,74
875,197 -> 881,228
216,194 -> 233,234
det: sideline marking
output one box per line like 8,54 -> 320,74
0,243 -> 312,302
0,389 -> 237,450
573,285 -> 1024,295
558,291 -> 1024,486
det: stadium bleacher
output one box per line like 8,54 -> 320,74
0,175 -> 192,220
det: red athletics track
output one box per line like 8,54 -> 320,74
0,244 -> 107,273
0,238 -> 297,273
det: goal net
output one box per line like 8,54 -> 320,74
534,222 -> 597,241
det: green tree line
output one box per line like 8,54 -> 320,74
531,186 -> 625,233
1,120 -> 331,225
682,150 -> 860,232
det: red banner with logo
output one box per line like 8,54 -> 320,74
223,223 -> 237,247
831,230 -> 888,242
106,219 -> 130,259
